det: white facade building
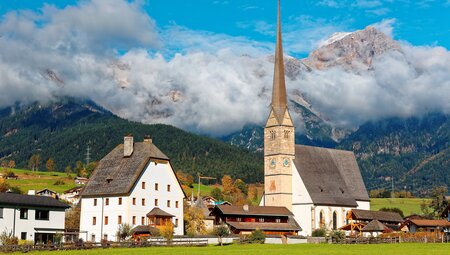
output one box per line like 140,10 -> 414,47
0,193 -> 69,243
80,135 -> 185,242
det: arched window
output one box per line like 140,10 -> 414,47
319,210 -> 325,228
284,130 -> 290,139
333,211 -> 337,230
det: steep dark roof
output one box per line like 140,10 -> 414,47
214,205 -> 293,217
293,145 -> 369,207
362,220 -> 392,232
131,225 -> 159,235
81,141 -> 169,197
0,193 -> 69,209
146,207 -> 174,217
350,209 -> 403,223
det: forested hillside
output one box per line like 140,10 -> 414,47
0,99 -> 263,183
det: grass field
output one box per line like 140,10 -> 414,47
2,168 -> 77,194
14,243 -> 450,255
370,198 -> 431,216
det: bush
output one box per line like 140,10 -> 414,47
116,223 -> 133,241
248,229 -> 265,244
312,228 -> 326,237
0,230 -> 19,245
330,230 -> 345,242
53,178 -> 66,185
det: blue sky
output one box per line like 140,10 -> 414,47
1,0 -> 449,56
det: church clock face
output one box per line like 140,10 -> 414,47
283,158 -> 290,167
270,159 -> 276,168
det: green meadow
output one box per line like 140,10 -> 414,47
13,243 -> 450,255
370,198 -> 431,216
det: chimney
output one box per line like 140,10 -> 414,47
124,134 -> 134,157
243,204 -> 249,212
143,135 -> 152,143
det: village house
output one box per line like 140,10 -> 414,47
36,188 -> 59,199
79,135 -> 186,242
60,186 -> 83,205
74,177 -> 88,185
0,192 -> 69,243
211,204 -> 301,235
400,219 -> 450,233
340,209 -> 403,236
259,0 -> 370,236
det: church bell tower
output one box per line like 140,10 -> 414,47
264,0 -> 295,211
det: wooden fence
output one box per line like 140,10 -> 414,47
0,239 -> 208,253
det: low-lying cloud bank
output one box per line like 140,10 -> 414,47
0,0 -> 449,136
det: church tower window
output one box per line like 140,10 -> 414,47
284,130 -> 290,139
270,130 -> 276,140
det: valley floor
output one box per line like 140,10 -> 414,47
14,243 -> 450,255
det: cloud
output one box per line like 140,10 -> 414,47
353,0 -> 383,8
0,0 -> 449,137
371,18 -> 396,38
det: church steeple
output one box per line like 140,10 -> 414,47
263,0 -> 295,211
271,0 -> 288,124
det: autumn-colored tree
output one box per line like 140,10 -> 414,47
160,220 -> 174,244
8,160 -> 15,169
184,206 -> 206,236
28,154 -> 41,171
75,161 -> 86,177
65,207 -> 81,230
234,179 -> 248,195
248,186 -> 257,201
1,161 -> 7,170
176,171 -> 194,187
46,158 -> 56,172
65,165 -> 72,177
221,175 -> 234,195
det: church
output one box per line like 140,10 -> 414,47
260,1 -> 370,236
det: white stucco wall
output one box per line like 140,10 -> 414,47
80,160 -> 185,242
0,206 -> 65,242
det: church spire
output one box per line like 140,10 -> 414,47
271,0 -> 288,123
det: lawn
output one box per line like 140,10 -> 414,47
2,168 -> 77,194
370,198 -> 431,216
15,243 -> 450,255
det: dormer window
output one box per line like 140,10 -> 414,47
339,188 -> 345,194
106,179 -> 112,184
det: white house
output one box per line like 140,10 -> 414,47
60,186 -> 83,205
0,192 -> 69,243
260,1 -> 370,236
80,135 -> 186,242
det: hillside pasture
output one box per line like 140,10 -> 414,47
370,198 -> 431,216
1,168 -> 77,194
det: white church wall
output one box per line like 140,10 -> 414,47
356,200 -> 370,210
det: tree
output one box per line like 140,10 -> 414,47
8,160 -> 15,169
28,154 -> 41,171
75,161 -> 86,177
234,179 -> 248,195
160,220 -> 174,244
85,162 -> 98,178
1,161 -> 7,170
221,175 -> 234,195
176,171 -> 194,187
115,223 -> 133,241
247,185 -> 258,203
65,207 -> 81,231
46,158 -> 56,172
429,186 -> 449,216
65,165 -> 72,177
210,187 -> 224,201
213,224 -> 229,246
184,206 -> 206,236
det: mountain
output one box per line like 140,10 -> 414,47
0,98 -> 263,183
339,113 -> 450,196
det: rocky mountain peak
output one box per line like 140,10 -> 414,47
302,26 -> 401,71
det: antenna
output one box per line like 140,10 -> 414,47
85,141 -> 91,165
